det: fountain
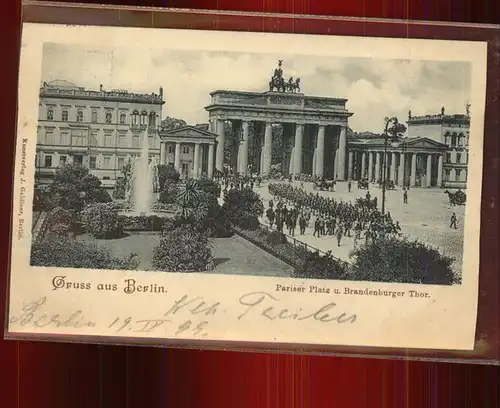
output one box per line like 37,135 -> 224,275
122,129 -> 168,216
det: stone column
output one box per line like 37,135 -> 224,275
375,152 -> 381,182
410,153 -> 417,186
215,119 -> 225,171
337,126 -> 347,180
360,152 -> 366,180
347,151 -> 353,180
261,122 -> 272,175
315,125 -> 325,178
239,120 -> 249,174
390,152 -> 397,181
368,152 -> 373,182
160,142 -> 166,165
174,142 -> 181,172
293,124 -> 304,175
437,154 -> 443,187
207,144 -> 214,179
193,143 -> 201,179
426,154 -> 432,187
398,152 -> 405,186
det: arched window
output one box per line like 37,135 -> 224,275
61,110 -> 68,121
444,132 -> 450,146
131,110 -> 139,126
149,112 -> 156,127
458,133 -> 464,146
120,112 -> 126,124
451,133 -> 457,147
76,110 -> 83,122
47,108 -> 54,120
105,110 -> 112,124
140,111 -> 148,126
91,110 -> 98,123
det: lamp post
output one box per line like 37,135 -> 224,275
381,116 -> 400,215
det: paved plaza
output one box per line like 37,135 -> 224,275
254,181 -> 465,274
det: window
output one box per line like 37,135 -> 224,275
89,156 -> 97,169
444,169 -> 451,182
105,111 -> 112,124
44,155 -> 52,167
46,108 -> 54,120
168,145 -> 174,154
120,113 -> 126,124
104,133 -> 113,147
73,155 -> 83,165
59,155 -> 67,166
456,169 -> 462,180
45,131 -> 54,145
131,110 -> 139,126
60,132 -> 70,145
90,132 -> 98,147
103,156 -> 111,169
140,111 -> 148,126
117,157 -> 125,169
132,135 -> 140,148
71,132 -> 86,146
76,110 -> 83,122
61,110 -> 68,121
183,146 -> 190,154
103,176 -> 110,180
451,133 -> 457,147
446,152 -> 451,163
118,133 -> 127,147
148,112 -> 156,127
456,153 -> 462,164
91,110 -> 98,123
148,135 -> 154,148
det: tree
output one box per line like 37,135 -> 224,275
113,159 -> 133,200
152,225 -> 213,272
175,179 -> 208,221
48,163 -> 111,213
222,188 -> 264,229
160,117 -> 187,131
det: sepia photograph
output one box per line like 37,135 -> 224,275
7,23 -> 487,350
31,42 -> 471,285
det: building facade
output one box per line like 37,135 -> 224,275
348,107 -> 470,189
36,80 -> 165,189
158,125 -> 217,179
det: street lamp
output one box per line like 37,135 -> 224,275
381,116 -> 401,215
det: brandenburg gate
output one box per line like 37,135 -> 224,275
204,61 -> 354,180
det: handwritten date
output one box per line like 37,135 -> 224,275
107,317 -> 209,337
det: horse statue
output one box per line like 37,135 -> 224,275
284,77 -> 301,93
269,75 -> 287,92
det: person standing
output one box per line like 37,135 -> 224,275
403,189 -> 408,204
450,213 -> 458,229
348,181 -> 352,192
299,214 -> 307,235
336,225 -> 343,247
266,206 -> 275,228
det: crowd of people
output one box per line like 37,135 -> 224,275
265,183 -> 402,246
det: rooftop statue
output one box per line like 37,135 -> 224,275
269,60 -> 301,93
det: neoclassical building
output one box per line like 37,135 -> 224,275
36,80 -> 164,188
158,125 -> 217,179
348,107 -> 470,189
204,61 -> 354,180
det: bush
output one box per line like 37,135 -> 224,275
152,224 -> 213,272
121,215 -> 167,231
349,236 -> 457,284
159,179 -> 179,204
157,164 -> 180,189
266,230 -> 288,246
222,188 -> 264,229
293,251 -> 348,280
113,178 -> 127,200
47,206 -> 73,235
80,203 -> 123,239
197,179 -> 221,197
31,235 -> 140,270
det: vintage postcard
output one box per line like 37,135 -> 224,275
6,22 -> 487,350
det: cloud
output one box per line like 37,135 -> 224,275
41,43 -> 471,133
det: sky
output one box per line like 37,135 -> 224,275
40,43 -> 472,133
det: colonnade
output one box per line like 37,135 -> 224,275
160,140 -> 215,179
213,118 -> 348,180
349,150 -> 444,188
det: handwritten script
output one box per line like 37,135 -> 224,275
8,292 -> 357,339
